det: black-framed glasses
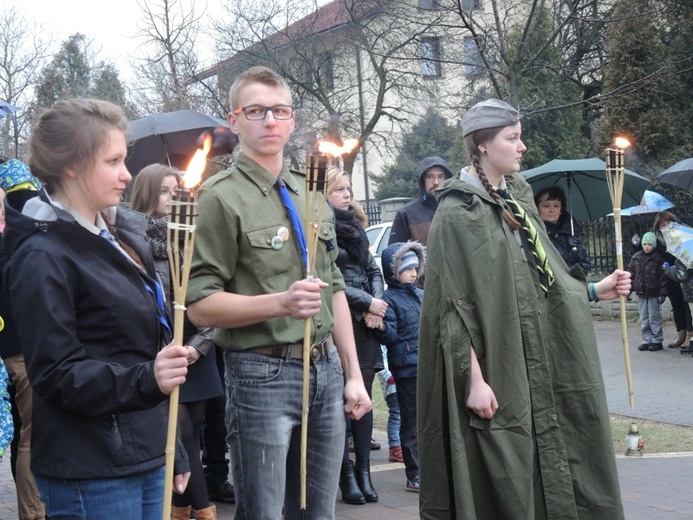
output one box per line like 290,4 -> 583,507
233,104 -> 295,121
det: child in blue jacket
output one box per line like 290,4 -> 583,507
373,241 -> 425,493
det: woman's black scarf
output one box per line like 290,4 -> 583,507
333,206 -> 370,266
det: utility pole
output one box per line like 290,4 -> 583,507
355,47 -> 370,207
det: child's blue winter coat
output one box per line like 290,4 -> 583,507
374,241 -> 426,381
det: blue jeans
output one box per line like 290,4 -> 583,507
385,392 -> 401,447
377,345 -> 401,447
35,466 -> 164,519
224,345 -> 345,520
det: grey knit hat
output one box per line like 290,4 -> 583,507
460,99 -> 520,137
398,250 -> 419,275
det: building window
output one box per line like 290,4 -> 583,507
420,37 -> 441,78
462,0 -> 481,9
463,36 -> 483,75
418,0 -> 441,9
318,54 -> 334,91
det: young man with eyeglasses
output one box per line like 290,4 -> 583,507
388,156 -> 452,247
186,66 -> 371,520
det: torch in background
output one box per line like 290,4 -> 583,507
162,135 -> 211,520
300,139 -> 359,509
606,137 -> 635,410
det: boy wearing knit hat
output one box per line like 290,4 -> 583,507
627,231 -> 668,351
372,240 -> 426,493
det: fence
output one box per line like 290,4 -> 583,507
362,185 -> 693,280
363,202 -> 382,226
582,207 -> 693,278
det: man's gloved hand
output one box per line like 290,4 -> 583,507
196,126 -> 238,156
659,295 -> 667,304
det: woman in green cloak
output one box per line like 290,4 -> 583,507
418,99 -> 631,520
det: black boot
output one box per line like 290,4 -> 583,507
339,460 -> 365,505
354,460 -> 378,503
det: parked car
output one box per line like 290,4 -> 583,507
365,221 -> 392,275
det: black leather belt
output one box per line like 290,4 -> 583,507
246,337 -> 329,362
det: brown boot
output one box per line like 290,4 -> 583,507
194,504 -> 217,520
668,330 -> 687,348
171,505 -> 191,520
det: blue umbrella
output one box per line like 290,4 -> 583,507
0,100 -> 19,119
661,222 -> 693,269
620,190 -> 674,216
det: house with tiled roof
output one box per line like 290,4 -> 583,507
197,0 -> 487,203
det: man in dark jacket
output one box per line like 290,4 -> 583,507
388,157 -> 452,247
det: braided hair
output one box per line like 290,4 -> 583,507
464,130 -> 521,230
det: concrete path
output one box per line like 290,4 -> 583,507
1,318 -> 692,519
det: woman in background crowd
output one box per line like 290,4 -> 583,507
326,168 -> 387,506
130,163 -> 223,520
534,185 -> 591,277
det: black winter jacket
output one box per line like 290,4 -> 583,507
543,211 -> 591,277
3,191 -> 187,479
334,239 -> 385,320
627,249 -> 667,298
388,156 -> 452,246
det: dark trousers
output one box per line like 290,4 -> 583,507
202,345 -> 230,486
395,377 -> 418,481
669,285 -> 693,332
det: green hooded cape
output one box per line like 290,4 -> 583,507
418,172 -> 624,520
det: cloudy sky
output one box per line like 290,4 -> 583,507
6,0 -> 217,81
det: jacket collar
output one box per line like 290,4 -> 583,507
234,152 -> 300,196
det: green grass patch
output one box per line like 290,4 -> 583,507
371,386 -> 693,455
611,414 -> 693,454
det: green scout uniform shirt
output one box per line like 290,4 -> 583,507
186,152 -> 345,350
417,172 -> 624,520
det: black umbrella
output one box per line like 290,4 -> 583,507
126,110 -> 235,173
656,158 -> 693,191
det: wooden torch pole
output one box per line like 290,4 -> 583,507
163,189 -> 198,520
606,143 -> 635,409
300,152 -> 329,509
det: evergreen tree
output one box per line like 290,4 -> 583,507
512,8 -> 591,168
372,110 -> 460,200
35,34 -> 135,115
91,64 -> 139,119
595,0 -> 693,176
35,34 -> 91,109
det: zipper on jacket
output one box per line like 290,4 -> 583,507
111,415 -> 124,454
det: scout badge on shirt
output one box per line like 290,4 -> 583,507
271,226 -> 290,250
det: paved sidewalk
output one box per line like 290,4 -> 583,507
2,318 -> 693,519
2,445 -> 693,519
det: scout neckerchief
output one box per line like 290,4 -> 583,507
497,187 -> 554,296
275,178 -> 308,268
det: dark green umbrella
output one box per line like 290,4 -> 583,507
521,158 -> 650,221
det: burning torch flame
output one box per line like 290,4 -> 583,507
613,137 -> 631,149
183,135 -> 212,189
317,138 -> 359,157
